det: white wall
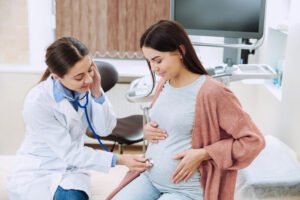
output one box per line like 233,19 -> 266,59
0,73 -> 40,154
278,0 -> 300,156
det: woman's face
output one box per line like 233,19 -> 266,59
142,46 -> 184,80
56,55 -> 95,93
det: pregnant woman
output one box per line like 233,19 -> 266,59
108,20 -> 265,200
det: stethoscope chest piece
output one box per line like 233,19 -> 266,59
146,158 -> 154,167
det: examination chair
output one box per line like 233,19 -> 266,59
85,60 -> 144,154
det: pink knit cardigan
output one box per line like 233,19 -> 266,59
107,76 -> 265,200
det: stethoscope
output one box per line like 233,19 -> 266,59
75,92 -> 110,152
57,87 -> 110,152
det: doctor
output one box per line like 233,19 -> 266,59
7,37 -> 151,200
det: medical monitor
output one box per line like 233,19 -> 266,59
170,0 -> 266,39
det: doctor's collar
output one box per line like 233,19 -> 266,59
52,78 -> 81,103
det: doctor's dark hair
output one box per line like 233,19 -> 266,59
140,20 -> 208,93
40,37 -> 89,82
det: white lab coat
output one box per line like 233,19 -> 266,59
7,76 -> 117,200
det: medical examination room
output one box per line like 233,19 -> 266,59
1,0 -> 300,199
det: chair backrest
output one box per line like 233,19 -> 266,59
94,60 -> 119,92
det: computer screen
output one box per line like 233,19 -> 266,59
170,0 -> 266,39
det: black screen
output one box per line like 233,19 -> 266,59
172,0 -> 265,39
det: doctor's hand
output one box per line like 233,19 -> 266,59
117,154 -> 152,172
143,122 -> 168,143
171,148 -> 211,184
89,63 -> 102,98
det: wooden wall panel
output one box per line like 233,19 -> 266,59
71,0 -> 80,38
126,0 -> 137,51
118,0 -> 126,51
56,0 -> 170,58
87,0 -> 97,51
136,0 -> 147,50
107,0 -> 119,51
96,0 -> 108,51
80,0 -> 89,44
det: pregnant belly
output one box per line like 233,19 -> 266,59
145,144 -> 201,188
146,150 -> 179,185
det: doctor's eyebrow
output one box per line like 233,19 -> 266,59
151,56 -> 160,61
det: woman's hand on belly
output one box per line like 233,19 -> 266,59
144,121 -> 168,143
171,148 -> 211,184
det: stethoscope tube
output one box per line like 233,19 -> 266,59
54,80 -> 110,152
75,92 -> 110,152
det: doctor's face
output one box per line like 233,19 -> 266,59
56,55 -> 95,93
142,46 -> 184,81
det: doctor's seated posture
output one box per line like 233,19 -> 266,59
108,20 -> 265,200
7,37 -> 151,200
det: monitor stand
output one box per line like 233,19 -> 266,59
223,38 -> 242,67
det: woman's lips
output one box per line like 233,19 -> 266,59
158,72 -> 166,77
81,85 -> 89,89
